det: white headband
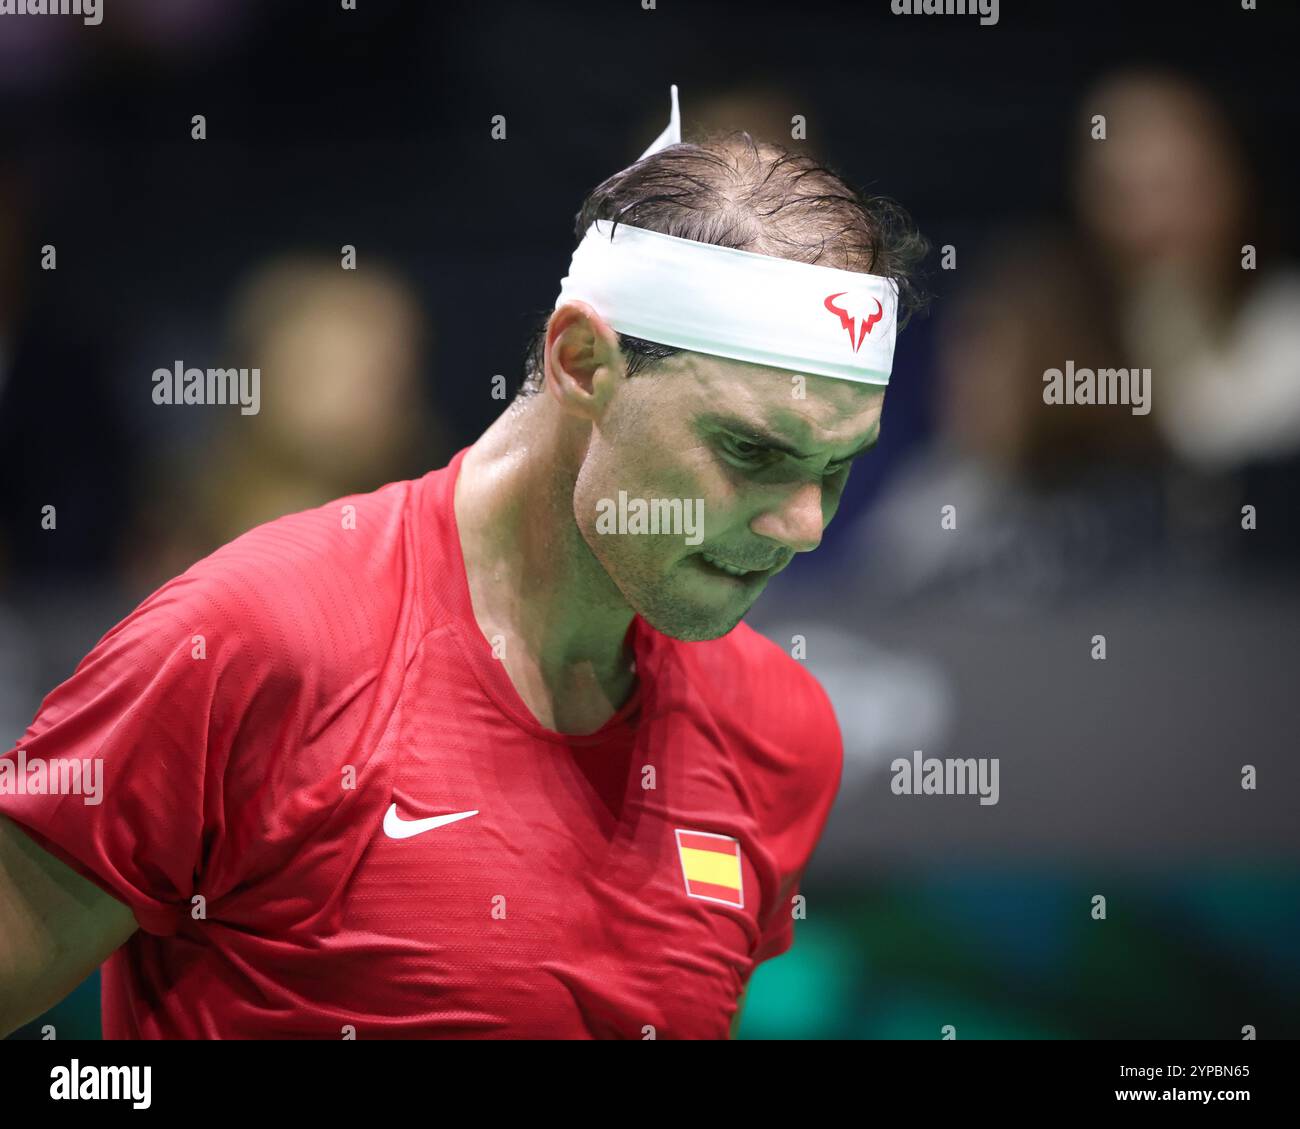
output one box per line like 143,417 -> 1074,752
553,85 -> 900,386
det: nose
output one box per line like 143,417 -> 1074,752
749,479 -> 825,554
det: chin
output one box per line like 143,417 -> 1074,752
634,592 -> 752,642
653,620 -> 739,643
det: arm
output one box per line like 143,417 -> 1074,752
0,816 -> 138,1038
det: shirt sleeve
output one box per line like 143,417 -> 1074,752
0,574 -> 271,937
750,663 -> 843,967
752,869 -> 802,964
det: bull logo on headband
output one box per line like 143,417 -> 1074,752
823,292 -> 884,353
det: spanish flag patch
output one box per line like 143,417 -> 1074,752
675,829 -> 744,908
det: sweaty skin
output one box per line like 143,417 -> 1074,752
454,299 -> 884,735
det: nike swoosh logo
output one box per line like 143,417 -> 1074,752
382,803 -> 479,839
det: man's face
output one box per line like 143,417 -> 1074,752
572,352 -> 885,641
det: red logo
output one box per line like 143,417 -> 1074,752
824,293 -> 884,352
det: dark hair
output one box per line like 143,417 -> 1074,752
517,129 -> 930,397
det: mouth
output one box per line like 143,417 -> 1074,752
694,551 -> 778,584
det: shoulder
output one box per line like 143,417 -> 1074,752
102,478 -> 422,698
183,476 -> 417,607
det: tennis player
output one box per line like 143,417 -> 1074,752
0,87 -> 925,1038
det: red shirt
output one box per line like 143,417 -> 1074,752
0,447 -> 842,1038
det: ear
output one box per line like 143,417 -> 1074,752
544,300 -> 625,422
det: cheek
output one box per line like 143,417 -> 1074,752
654,455 -> 736,548
572,451 -> 613,543
572,439 -> 661,558
577,422 -> 754,553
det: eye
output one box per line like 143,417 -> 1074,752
721,435 -> 768,465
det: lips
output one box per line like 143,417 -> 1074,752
698,551 -> 777,578
701,553 -> 753,577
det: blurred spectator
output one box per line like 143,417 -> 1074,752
1074,69 -> 1300,470
844,68 -> 1300,607
122,256 -> 445,594
849,232 -> 1168,609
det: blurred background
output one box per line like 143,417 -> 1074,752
2,0 -> 1298,1039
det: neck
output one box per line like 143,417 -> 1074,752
453,394 -> 638,732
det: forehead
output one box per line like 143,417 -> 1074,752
657,351 -> 886,445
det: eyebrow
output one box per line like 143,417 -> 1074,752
703,414 -> 881,463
